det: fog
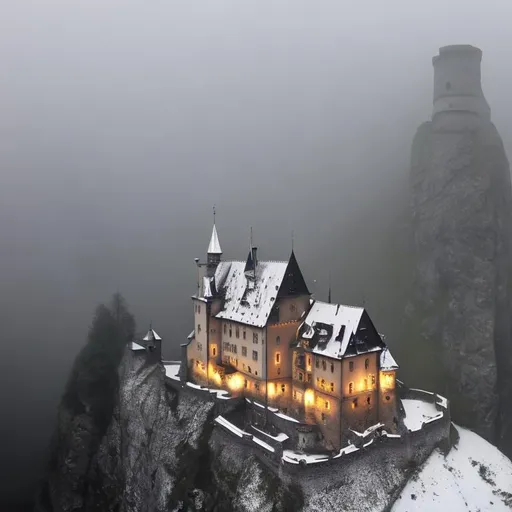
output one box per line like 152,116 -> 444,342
1,0 -> 512,506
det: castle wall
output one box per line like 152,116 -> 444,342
220,322 -> 266,378
341,352 -> 378,398
276,295 -> 310,323
188,298 -> 208,385
266,322 -> 299,380
312,356 -> 341,398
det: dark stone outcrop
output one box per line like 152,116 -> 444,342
409,47 -> 512,456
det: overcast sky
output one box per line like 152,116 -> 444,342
1,0 -> 512,505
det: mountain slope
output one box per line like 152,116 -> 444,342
393,425 -> 512,511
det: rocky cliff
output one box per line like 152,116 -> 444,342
409,110 -> 512,457
37,348 -> 512,512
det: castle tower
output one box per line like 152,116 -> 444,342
432,45 -> 491,130
206,222 -> 222,278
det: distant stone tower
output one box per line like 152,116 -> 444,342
432,45 -> 491,129
409,45 -> 512,457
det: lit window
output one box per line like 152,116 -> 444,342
252,350 -> 258,361
349,382 -> 354,394
352,398 -> 358,409
371,374 -> 376,386
349,361 -> 354,372
325,400 -> 330,410
276,352 -> 281,364
281,384 -> 285,393
364,378 -> 367,389
308,357 -> 311,367
365,358 -> 369,370
330,382 -> 334,392
212,346 -> 217,357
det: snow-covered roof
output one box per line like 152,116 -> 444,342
187,329 -> 195,340
380,347 -> 399,371
143,328 -> 162,341
214,260 -> 289,328
131,342 -> 145,351
300,301 -> 365,359
207,224 -> 222,254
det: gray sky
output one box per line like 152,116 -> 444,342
1,0 -> 512,505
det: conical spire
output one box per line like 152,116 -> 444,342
207,206 -> 222,255
207,224 -> 222,254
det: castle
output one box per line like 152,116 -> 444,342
181,222 -> 399,450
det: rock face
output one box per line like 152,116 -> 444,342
37,348 -> 453,512
36,350 -> 303,512
409,45 -> 512,456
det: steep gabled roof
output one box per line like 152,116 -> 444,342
299,300 -> 388,361
207,224 -> 222,254
214,260 -> 288,328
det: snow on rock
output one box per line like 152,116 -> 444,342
232,458 -> 274,512
164,363 -> 180,381
393,425 -> 512,511
401,398 -> 440,431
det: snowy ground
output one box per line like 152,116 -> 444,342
164,363 -> 180,380
393,425 -> 512,511
401,398 -> 441,431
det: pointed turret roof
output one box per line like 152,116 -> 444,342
143,328 -> 162,341
207,224 -> 222,254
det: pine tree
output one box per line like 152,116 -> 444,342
62,293 -> 136,433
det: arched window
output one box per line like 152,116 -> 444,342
348,382 -> 354,394
281,384 -> 286,393
276,336 -> 281,345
